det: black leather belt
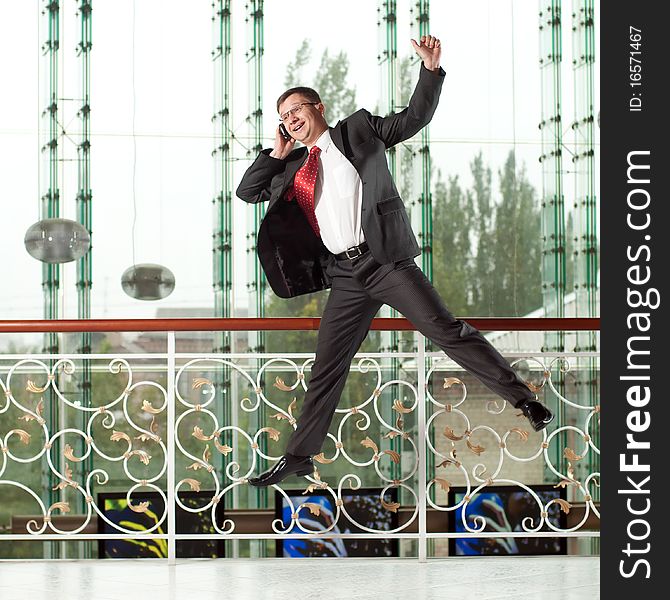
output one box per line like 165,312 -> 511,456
334,241 -> 369,260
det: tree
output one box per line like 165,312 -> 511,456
490,152 -> 542,316
431,172 -> 472,316
283,40 -> 312,89
430,151 -> 543,318
312,49 -> 357,122
282,40 -> 357,122
469,152 -> 495,316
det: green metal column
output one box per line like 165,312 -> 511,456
571,0 -> 599,554
245,0 -> 266,342
41,1 -> 61,339
413,0 -> 433,285
411,0 -> 435,559
211,0 -> 235,556
376,0 -> 402,514
75,0 -> 93,560
377,0 -> 398,191
40,0 -> 61,560
212,1 -> 233,353
538,0 -> 566,486
244,0 -> 267,557
539,1 -> 566,352
76,2 -> 92,331
376,1 -> 398,337
571,1 -> 597,345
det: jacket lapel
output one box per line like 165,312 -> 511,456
330,121 -> 365,176
330,120 -> 369,195
282,147 -> 308,195
330,121 -> 346,157
266,147 -> 307,214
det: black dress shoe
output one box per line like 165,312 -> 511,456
248,453 -> 314,487
518,399 -> 554,432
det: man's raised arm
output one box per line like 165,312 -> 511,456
366,34 -> 445,149
236,124 -> 296,204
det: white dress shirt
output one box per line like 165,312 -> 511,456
307,129 -> 366,255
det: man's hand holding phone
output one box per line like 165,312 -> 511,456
269,124 -> 295,159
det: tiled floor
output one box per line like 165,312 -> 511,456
0,556 -> 599,600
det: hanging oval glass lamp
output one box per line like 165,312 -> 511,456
24,218 -> 91,263
121,263 -> 175,301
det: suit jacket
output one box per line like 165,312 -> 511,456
236,63 -> 446,298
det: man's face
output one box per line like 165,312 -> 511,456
278,93 -> 327,145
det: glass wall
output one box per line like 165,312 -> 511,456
0,0 -> 599,329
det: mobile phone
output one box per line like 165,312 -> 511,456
279,123 -> 292,141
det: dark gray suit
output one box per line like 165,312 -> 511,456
237,64 -> 534,456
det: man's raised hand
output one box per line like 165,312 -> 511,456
269,124 -> 296,160
411,35 -> 442,72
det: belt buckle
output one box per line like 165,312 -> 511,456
345,246 -> 362,260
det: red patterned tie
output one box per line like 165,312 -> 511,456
287,145 -> 321,237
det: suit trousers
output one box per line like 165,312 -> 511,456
285,249 -> 535,457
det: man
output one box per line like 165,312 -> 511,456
236,35 -> 553,487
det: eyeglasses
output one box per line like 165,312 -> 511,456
279,102 -> 319,123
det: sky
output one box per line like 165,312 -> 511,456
0,0 -> 600,330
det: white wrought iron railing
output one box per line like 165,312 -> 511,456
0,318 -> 600,562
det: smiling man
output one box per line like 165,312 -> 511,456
236,35 -> 554,487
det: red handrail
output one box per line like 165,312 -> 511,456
0,317 -> 599,333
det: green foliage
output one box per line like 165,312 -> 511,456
398,56 -> 415,107
312,49 -> 357,122
431,150 -> 542,317
283,39 -> 312,89
264,290 -> 325,354
469,152 -> 495,315
432,173 -> 473,316
281,39 -> 357,123
491,153 -> 542,315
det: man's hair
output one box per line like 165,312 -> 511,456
276,86 -> 321,112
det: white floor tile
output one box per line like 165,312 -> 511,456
0,556 -> 599,600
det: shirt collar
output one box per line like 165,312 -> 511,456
308,128 -> 332,153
